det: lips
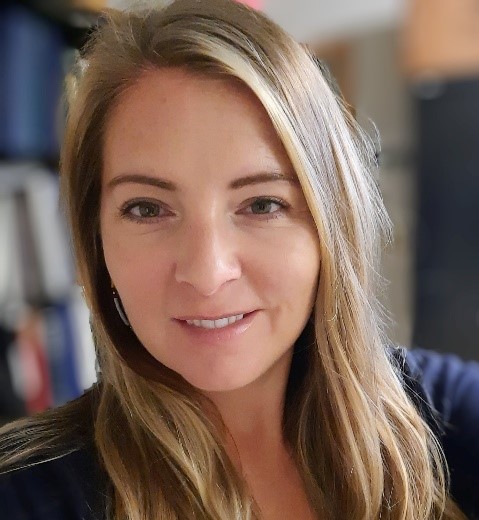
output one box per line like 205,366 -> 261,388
175,310 -> 255,321
174,310 -> 258,342
185,313 -> 245,329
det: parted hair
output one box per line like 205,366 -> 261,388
0,0 -> 468,518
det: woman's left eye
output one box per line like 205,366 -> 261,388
240,197 -> 289,216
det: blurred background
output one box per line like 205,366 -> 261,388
0,0 -> 478,422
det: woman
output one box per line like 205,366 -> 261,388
0,0 -> 478,518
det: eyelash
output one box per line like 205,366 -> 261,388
240,197 -> 289,218
119,198 -> 170,223
119,196 -> 290,224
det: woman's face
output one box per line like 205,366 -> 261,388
100,68 -> 320,392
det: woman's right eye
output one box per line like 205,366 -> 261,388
119,200 -> 168,223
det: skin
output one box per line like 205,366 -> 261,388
100,68 -> 319,518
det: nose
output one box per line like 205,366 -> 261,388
174,217 -> 242,296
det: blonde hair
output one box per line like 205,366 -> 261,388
0,1 -> 467,518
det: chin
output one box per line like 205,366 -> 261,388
180,369 -> 262,394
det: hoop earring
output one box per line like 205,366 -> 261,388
111,283 -> 131,327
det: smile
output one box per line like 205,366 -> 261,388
185,314 -> 245,329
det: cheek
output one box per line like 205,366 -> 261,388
101,229 -> 173,309
289,238 -> 320,310
249,228 -> 320,309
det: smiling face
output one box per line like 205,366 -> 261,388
100,68 -> 320,393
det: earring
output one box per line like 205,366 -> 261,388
111,283 -> 131,327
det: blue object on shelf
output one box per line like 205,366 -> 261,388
0,4 -> 64,159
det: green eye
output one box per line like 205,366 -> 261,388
247,197 -> 286,215
120,199 -> 168,224
251,199 -> 278,214
130,202 -> 160,218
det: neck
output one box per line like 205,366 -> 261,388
203,350 -> 293,466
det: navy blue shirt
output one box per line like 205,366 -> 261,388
402,348 -> 479,519
0,347 -> 478,519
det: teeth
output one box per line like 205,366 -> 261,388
186,314 -> 244,329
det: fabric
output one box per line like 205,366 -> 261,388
400,347 -> 479,519
0,347 -> 478,519
0,446 -> 106,520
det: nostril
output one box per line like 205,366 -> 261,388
174,260 -> 242,296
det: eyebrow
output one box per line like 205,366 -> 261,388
106,171 -> 298,192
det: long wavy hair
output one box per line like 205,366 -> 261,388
0,1 -> 467,518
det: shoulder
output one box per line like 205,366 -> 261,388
402,348 -> 479,433
391,346 -> 479,519
0,438 -> 107,520
394,347 -> 479,445
0,389 -> 107,519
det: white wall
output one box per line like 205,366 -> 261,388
264,0 -> 405,42
109,0 -> 406,43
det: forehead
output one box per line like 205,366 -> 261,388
106,67 -> 273,137
102,68 -> 293,181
